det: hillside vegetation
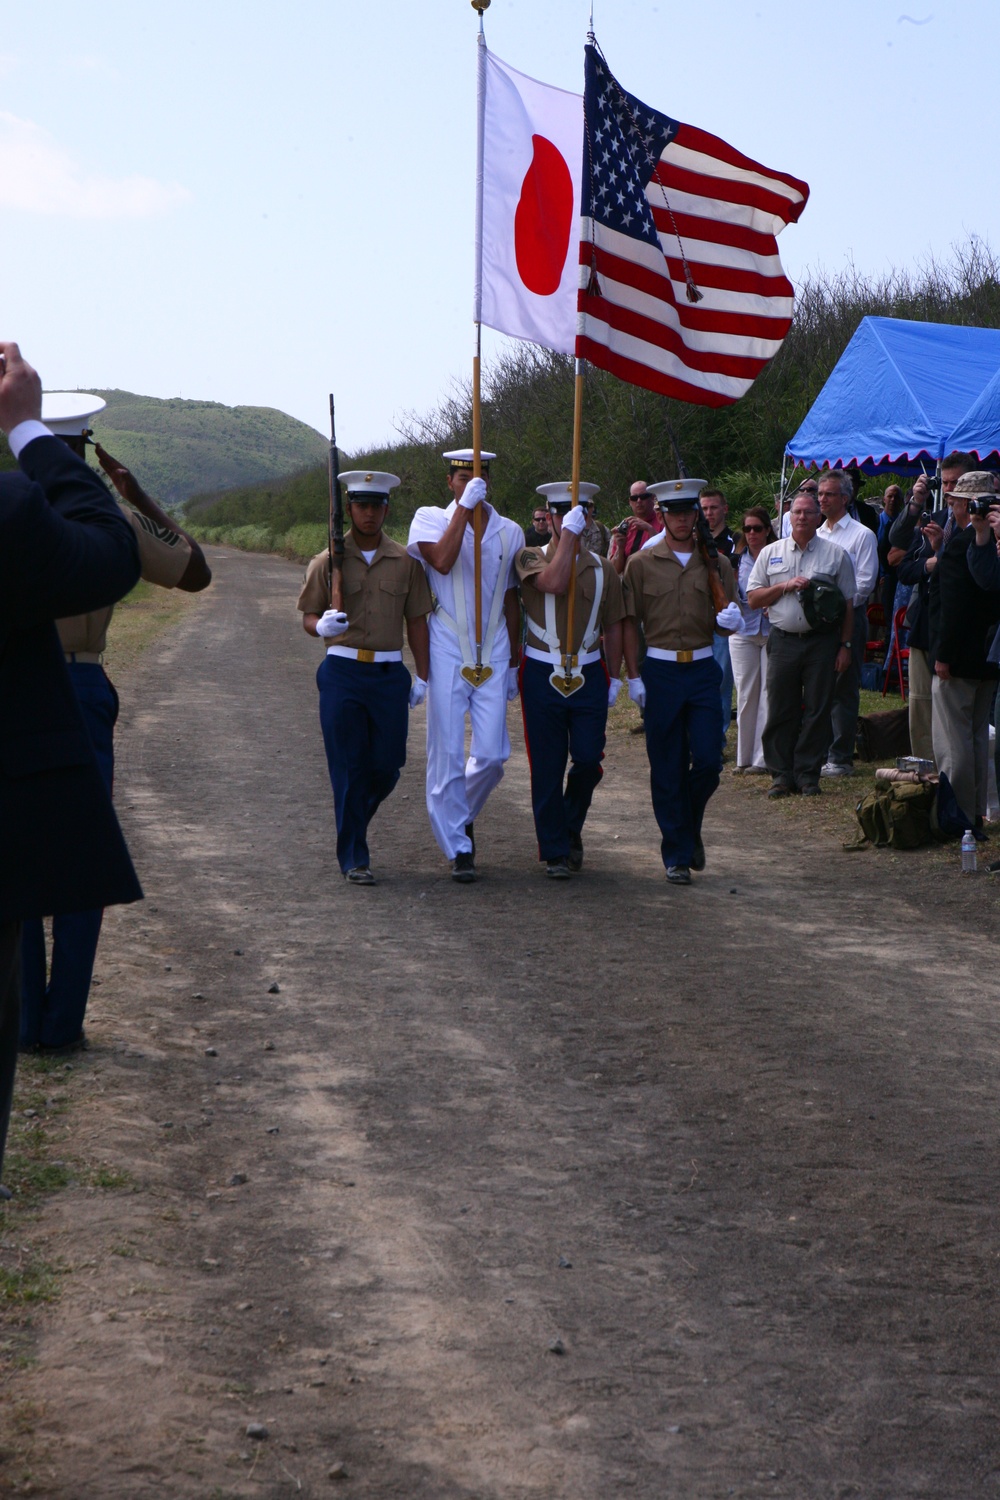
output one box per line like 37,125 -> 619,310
85,389 -> 327,506
185,241 -> 1000,554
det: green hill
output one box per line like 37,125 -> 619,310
82,389 -> 327,507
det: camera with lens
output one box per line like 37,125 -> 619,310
970,496 -> 998,517
919,511 -> 932,526
615,519 -> 631,536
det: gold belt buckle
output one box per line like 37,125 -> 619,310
676,649 -> 693,663
356,649 -> 375,663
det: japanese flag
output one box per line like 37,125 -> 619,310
478,50 -> 583,356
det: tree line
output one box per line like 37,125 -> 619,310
184,238 -> 1000,540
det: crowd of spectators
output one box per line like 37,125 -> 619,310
605,458 -> 1000,829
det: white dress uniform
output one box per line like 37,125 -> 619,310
407,496 -> 524,860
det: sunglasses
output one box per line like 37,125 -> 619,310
743,523 -> 765,533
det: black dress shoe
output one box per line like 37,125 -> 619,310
344,866 -> 376,885
451,851 -> 476,882
799,783 -> 821,797
37,1031 -> 89,1056
0,1186 -> 11,1203
768,782 -> 792,799
546,857 -> 571,879
666,865 -> 692,885
567,832 -> 583,872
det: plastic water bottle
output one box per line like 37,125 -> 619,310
961,829 -> 978,873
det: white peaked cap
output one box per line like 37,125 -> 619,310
337,470 -> 400,497
536,481 -> 599,505
648,478 -> 709,507
442,448 -> 496,467
41,391 -> 107,436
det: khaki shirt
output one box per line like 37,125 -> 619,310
746,533 -> 856,633
58,506 -> 194,656
624,538 -> 736,651
517,543 -> 626,654
297,534 -> 432,652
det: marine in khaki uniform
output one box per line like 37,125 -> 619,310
624,479 -> 741,885
516,482 -> 626,877
20,393 -> 212,1052
298,471 -> 431,885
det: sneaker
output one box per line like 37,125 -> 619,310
567,832 -> 584,872
767,782 -> 792,799
691,835 -> 706,872
800,783 -> 821,797
465,822 -> 475,858
546,858 -> 571,879
820,762 -> 853,778
451,851 -> 476,883
344,866 -> 376,885
665,865 -> 692,885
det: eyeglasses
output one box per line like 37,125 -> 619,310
532,515 -> 547,523
743,523 -> 765,533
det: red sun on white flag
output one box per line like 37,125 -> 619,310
478,51 -> 582,355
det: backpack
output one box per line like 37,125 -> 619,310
849,781 -> 936,850
800,572 -> 847,631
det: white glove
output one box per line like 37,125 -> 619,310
315,609 -> 349,639
608,678 -> 622,708
506,666 -> 520,701
409,676 -> 427,708
459,476 -> 487,510
628,677 -> 646,710
561,505 -> 588,536
715,602 -> 743,631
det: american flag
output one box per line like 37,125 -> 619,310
577,45 -> 809,407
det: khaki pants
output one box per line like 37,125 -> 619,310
908,647 -> 934,761
931,674 -> 994,820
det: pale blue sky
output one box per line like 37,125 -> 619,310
1,1 -> 995,452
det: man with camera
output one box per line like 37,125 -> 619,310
609,481 -> 662,576
926,472 -> 1000,824
893,455 -> 977,761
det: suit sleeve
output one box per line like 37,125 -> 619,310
967,537 -> 1000,593
1,436 -> 140,628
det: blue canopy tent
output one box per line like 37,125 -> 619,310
785,316 -> 1000,479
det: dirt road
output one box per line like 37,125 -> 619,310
3,546 -> 1000,1498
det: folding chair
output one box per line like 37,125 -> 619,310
882,606 -> 909,699
865,602 -> 886,661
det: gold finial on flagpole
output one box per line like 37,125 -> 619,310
471,0 -> 490,10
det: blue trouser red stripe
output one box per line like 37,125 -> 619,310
643,655 -> 723,870
317,654 -> 410,873
520,657 -> 608,862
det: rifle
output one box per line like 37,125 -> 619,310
328,394 -> 344,610
695,509 -> 731,614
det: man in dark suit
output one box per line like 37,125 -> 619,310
0,342 -> 142,1192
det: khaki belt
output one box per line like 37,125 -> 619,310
326,646 -> 402,663
64,651 -> 104,665
645,646 -> 714,663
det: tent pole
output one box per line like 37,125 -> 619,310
777,451 -> 789,533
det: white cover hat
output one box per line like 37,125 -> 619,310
41,391 -> 106,437
648,478 -> 708,508
536,481 -> 599,508
442,448 -> 496,469
337,470 -> 400,499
